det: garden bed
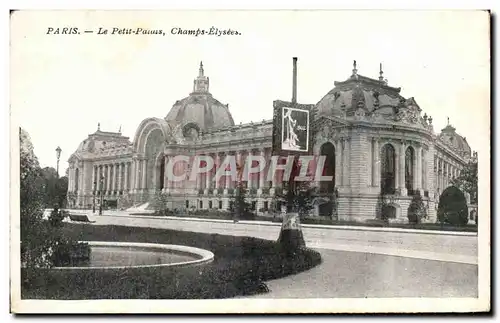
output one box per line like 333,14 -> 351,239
21,223 -> 322,299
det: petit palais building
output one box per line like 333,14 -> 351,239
66,62 -> 477,223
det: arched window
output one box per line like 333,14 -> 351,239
380,144 -> 396,194
405,146 -> 415,192
320,142 -> 336,193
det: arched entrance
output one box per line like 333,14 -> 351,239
153,153 -> 166,190
132,118 -> 170,196
313,198 -> 334,217
144,129 -> 165,192
437,186 -> 468,225
381,204 -> 397,221
405,146 -> 415,193
319,142 -> 335,193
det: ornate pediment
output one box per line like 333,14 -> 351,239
312,116 -> 349,143
312,115 -> 349,129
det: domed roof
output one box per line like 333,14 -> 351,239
438,122 -> 472,157
165,62 -> 235,131
316,62 -> 406,118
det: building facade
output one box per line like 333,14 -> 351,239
67,62 -> 477,223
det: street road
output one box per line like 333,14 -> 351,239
62,211 -> 479,298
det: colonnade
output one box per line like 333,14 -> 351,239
374,139 -> 427,195
158,148 -> 277,195
92,162 -> 131,195
435,155 -> 461,194
67,164 -> 83,193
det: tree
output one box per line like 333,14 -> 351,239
231,181 -> 253,220
407,193 -> 427,224
40,167 -> 68,208
291,180 -> 315,218
20,128 -> 55,268
20,128 -> 88,271
451,161 -> 478,205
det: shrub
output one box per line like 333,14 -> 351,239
437,186 -> 468,226
407,193 -> 427,224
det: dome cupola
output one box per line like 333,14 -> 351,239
165,62 -> 235,132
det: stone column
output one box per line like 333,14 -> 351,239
134,159 -> 140,190
118,163 -> 123,192
438,159 -> 443,193
194,155 -> 201,193
270,152 -> 277,196
106,164 -> 111,194
91,165 -> 96,192
163,156 -> 169,193
214,153 -> 221,194
130,160 -> 137,193
205,154 -> 212,195
124,162 -> 129,192
141,158 -> 147,191
224,152 -> 232,195
444,161 -> 447,188
342,139 -> 350,186
246,150 -> 253,190
421,149 -> 426,191
67,167 -> 71,192
111,164 -> 116,193
335,140 -> 342,187
443,161 -> 447,189
258,148 -> 266,193
413,146 -> 422,190
415,145 -> 422,191
398,141 -> 407,196
372,138 -> 379,187
446,163 -> 451,187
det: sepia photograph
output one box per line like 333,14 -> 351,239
9,9 -> 490,314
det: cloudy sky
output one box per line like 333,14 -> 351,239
11,10 -> 490,175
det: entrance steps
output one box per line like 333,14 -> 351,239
125,202 -> 152,213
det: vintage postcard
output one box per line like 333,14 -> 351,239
10,10 -> 491,313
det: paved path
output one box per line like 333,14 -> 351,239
251,249 -> 477,298
68,210 -> 477,265
60,210 -> 478,298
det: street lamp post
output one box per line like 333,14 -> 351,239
55,146 -> 62,208
99,173 -> 104,215
55,146 -> 62,178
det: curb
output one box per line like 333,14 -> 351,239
95,212 -> 477,237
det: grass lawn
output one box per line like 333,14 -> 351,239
21,223 -> 322,299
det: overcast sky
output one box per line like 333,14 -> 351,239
11,10 -> 490,175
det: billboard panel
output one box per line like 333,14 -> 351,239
272,100 -> 314,156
